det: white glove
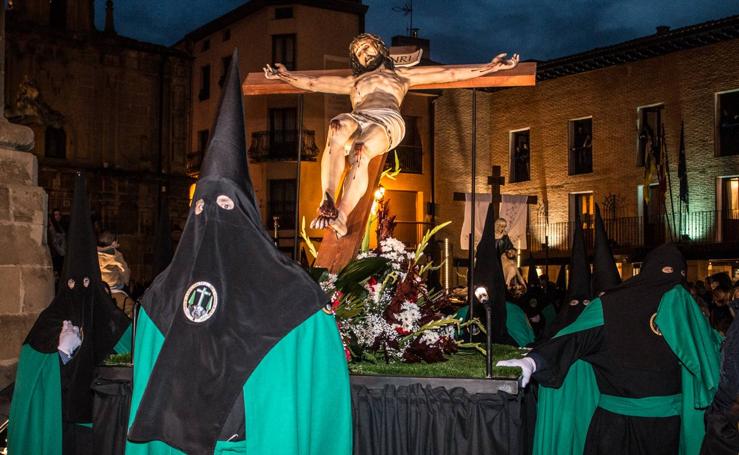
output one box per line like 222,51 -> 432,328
496,356 -> 537,388
58,320 -> 82,356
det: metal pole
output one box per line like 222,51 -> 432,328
662,125 -> 677,243
293,95 -> 304,260
468,89 -> 477,342
485,304 -> 493,378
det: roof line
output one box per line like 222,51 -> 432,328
178,0 -> 367,46
538,13 -> 739,81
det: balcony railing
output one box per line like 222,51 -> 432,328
249,130 -> 319,162
527,210 -> 739,253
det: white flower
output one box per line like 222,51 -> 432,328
320,273 -> 337,294
380,237 -> 407,255
353,314 -> 396,348
419,330 -> 440,346
356,251 -> 377,260
395,300 -> 421,332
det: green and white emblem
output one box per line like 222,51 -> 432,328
183,281 -> 218,323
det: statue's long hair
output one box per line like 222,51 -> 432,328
349,33 -> 394,76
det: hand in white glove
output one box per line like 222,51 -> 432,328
496,356 -> 537,388
58,320 -> 82,356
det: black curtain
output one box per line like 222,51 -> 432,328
351,384 -> 532,455
92,367 -> 132,455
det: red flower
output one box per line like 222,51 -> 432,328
394,326 -> 410,335
331,291 -> 344,311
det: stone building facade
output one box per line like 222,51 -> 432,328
182,0 -> 436,252
5,0 -> 192,286
435,15 -> 739,283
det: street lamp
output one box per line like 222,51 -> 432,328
474,286 -> 493,378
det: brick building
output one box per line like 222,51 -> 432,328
181,0 -> 436,252
435,15 -> 739,283
5,0 -> 192,286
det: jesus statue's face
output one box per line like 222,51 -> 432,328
352,38 -> 380,67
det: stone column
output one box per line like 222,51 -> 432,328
0,1 -> 54,390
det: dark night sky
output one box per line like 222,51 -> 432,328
97,0 -> 739,63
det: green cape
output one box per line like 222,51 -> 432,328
125,308 -> 352,455
454,302 -> 535,347
506,302 -> 535,347
541,303 -> 556,329
7,324 -> 132,455
532,286 -> 721,455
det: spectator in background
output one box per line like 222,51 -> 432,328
696,279 -> 710,304
688,281 -> 711,318
701,286 -> 739,454
97,231 -> 133,317
47,208 -> 66,277
709,272 -> 734,334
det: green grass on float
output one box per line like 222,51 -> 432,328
348,344 -> 526,379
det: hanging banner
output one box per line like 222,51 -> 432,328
500,194 -> 528,250
460,194 -> 492,250
460,194 -> 529,250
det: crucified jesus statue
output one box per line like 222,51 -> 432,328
264,33 -> 519,237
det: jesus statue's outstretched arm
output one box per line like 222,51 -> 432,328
263,63 -> 354,95
398,52 -> 520,86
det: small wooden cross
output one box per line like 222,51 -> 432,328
453,165 -> 538,216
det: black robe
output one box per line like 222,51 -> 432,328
530,244 -> 714,454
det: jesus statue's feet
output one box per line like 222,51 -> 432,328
328,212 -> 348,238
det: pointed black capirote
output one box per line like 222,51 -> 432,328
60,172 -> 101,288
25,171 -> 130,424
567,213 -> 592,302
129,49 -> 328,453
198,49 -> 256,205
473,202 -> 515,345
592,204 -> 621,295
527,251 -> 541,288
152,185 -> 173,277
555,264 -> 567,291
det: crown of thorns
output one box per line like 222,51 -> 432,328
349,33 -> 389,56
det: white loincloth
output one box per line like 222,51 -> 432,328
337,108 -> 406,152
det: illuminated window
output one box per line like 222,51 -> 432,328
510,129 -> 530,183
569,118 -> 592,175
637,105 -> 663,166
722,177 -> 739,219
188,184 -> 197,205
717,90 -> 739,156
570,192 -> 594,229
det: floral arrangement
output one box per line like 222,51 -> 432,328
305,216 -> 477,364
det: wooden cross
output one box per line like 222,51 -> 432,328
453,165 -> 537,270
244,63 -> 537,273
452,165 -> 538,219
